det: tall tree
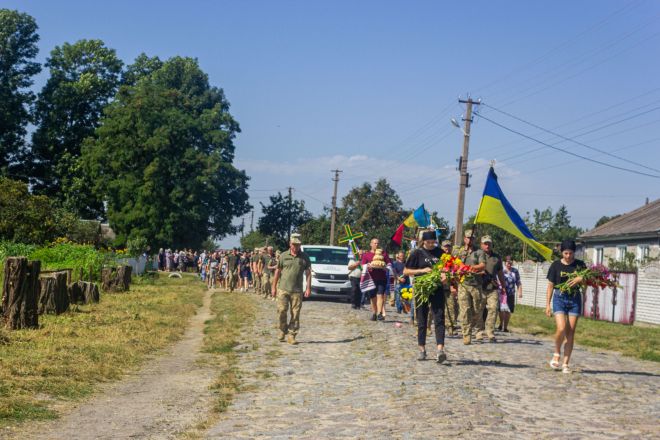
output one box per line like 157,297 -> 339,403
83,56 -> 250,249
27,39 -> 123,218
121,53 -> 163,86
257,193 -> 312,249
298,214 -> 332,246
338,179 -> 404,250
0,9 -> 40,174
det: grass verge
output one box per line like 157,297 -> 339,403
180,290 -> 258,439
511,305 -> 660,362
0,275 -> 205,427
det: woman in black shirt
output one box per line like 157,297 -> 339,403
545,239 -> 586,374
404,230 -> 447,363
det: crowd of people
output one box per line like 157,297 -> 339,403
158,229 -> 584,373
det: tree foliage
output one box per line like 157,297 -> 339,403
83,56 -> 250,250
337,179 -> 405,250
27,39 -> 123,218
240,230 -> 278,251
257,193 -> 312,249
298,214 -> 332,246
0,9 -> 41,174
595,214 -> 620,228
0,177 -> 77,244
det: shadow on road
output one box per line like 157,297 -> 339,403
450,359 -> 530,369
581,369 -> 660,377
302,336 -> 366,344
495,338 -> 543,345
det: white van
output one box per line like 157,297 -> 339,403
301,245 -> 351,301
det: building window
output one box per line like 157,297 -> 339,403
616,245 -> 627,262
637,245 -> 650,262
594,247 -> 604,265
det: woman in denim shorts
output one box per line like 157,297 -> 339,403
545,240 -> 586,374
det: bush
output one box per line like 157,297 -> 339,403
28,240 -> 115,280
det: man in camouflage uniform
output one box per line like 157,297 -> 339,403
226,248 -> 239,292
454,230 -> 486,345
441,240 -> 459,336
260,246 -> 276,299
271,233 -> 311,345
478,235 -> 505,342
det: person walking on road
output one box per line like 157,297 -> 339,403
348,250 -> 363,310
404,230 -> 447,363
441,240 -> 459,336
500,256 -> 522,332
454,230 -> 486,345
546,239 -> 586,374
271,233 -> 312,345
478,235 -> 505,342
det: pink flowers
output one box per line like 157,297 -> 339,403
556,264 -> 619,294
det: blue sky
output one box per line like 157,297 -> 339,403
8,0 -> 660,247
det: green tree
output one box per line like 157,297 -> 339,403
0,9 -> 41,174
240,230 -> 278,251
121,53 -> 163,86
298,214 -> 332,245
257,193 -> 312,249
83,56 -> 250,250
0,177 -> 75,244
338,179 -> 404,251
26,39 -> 123,218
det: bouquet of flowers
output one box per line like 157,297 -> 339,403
555,264 -> 619,294
413,257 -> 474,305
400,286 -> 413,313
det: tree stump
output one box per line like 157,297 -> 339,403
101,265 -> 132,292
2,257 -> 40,329
68,281 -> 100,305
38,271 -> 70,315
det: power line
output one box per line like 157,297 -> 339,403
474,112 -> 660,179
482,103 -> 660,173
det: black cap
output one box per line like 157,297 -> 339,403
421,230 -> 437,241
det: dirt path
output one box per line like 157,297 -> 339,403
22,288 -> 218,440
206,298 -> 660,439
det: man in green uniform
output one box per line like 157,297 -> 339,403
441,240 -> 459,336
226,248 -> 239,292
454,230 -> 486,345
260,246 -> 275,299
478,235 -> 505,342
271,233 -> 311,345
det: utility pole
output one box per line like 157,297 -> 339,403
240,217 -> 245,239
287,186 -> 294,244
454,97 -> 480,246
329,169 -> 342,245
250,210 -> 254,233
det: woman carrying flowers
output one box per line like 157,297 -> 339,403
403,230 -> 447,363
545,239 -> 586,374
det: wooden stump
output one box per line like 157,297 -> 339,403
39,271 -> 70,315
68,281 -> 100,305
2,257 -> 40,329
101,265 -> 132,292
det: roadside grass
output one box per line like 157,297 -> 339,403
511,305 -> 660,362
0,275 -> 205,427
181,290 -> 258,439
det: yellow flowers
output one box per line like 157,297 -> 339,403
400,287 -> 413,301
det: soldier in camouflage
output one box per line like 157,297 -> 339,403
453,230 -> 486,345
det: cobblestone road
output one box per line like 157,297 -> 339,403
206,297 -> 660,439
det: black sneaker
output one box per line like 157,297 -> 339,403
370,313 -> 377,321
377,313 -> 384,321
436,350 -> 447,364
417,351 -> 427,361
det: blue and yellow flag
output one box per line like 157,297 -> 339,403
475,167 -> 553,261
403,204 -> 430,228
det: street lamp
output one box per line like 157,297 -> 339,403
451,118 -> 469,137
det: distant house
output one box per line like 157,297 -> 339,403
579,199 -> 660,265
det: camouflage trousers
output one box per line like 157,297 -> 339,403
481,289 -> 499,339
228,270 -> 238,291
458,283 -> 484,338
254,272 -> 262,293
277,290 -> 302,338
261,272 -> 271,298
445,289 -> 459,333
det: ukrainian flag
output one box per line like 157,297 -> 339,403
475,167 -> 553,261
403,204 -> 430,228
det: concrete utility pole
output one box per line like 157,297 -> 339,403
287,186 -> 294,244
329,169 -> 342,245
240,217 -> 245,238
454,97 -> 480,246
250,210 -> 254,233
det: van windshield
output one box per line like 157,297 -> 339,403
304,247 -> 348,265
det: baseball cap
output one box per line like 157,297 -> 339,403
481,235 -> 493,244
290,233 -> 302,244
441,240 -> 452,247
464,229 -> 474,238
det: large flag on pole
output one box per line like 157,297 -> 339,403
403,204 -> 431,228
475,167 -> 553,261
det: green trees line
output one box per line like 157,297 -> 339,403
0,9 -> 250,249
